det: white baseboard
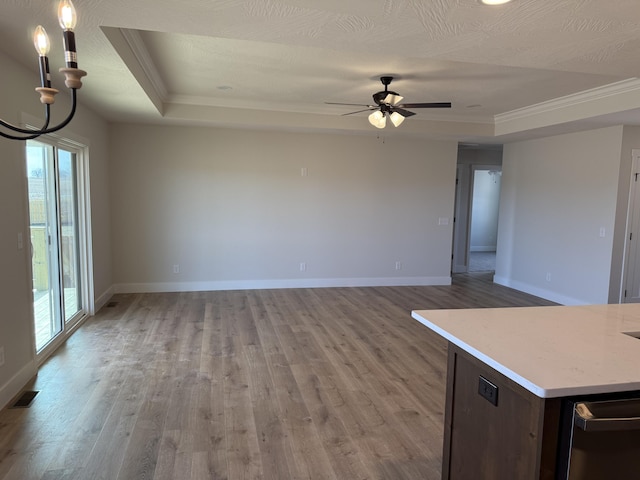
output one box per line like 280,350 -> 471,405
113,275 -> 452,294
493,275 -> 587,306
0,360 -> 37,411
94,286 -> 114,313
470,246 -> 497,252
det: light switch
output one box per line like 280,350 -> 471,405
438,217 -> 449,226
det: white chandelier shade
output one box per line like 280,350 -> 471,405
368,109 -> 407,129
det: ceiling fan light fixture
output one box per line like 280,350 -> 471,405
384,93 -> 403,105
389,111 -> 405,127
368,110 -> 386,129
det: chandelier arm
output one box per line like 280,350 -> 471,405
0,130 -> 51,141
37,88 -> 78,135
0,104 -> 51,137
0,89 -> 77,140
0,108 -> 51,134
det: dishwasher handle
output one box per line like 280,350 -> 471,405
575,400 -> 640,432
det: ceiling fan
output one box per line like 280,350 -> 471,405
326,76 -> 451,128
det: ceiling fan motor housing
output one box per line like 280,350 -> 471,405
373,75 -> 397,105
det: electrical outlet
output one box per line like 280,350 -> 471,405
395,261 -> 402,270
173,264 -> 180,274
0,346 -> 5,367
546,273 -> 552,282
478,376 -> 498,406
300,262 -> 306,272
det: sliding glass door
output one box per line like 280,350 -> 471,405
26,140 -> 86,352
57,148 -> 82,324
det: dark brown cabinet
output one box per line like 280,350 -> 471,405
442,344 -> 561,480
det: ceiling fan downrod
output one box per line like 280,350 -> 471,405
373,76 -> 401,106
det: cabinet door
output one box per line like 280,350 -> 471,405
443,346 -> 559,480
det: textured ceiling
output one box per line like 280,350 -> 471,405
1,0 -> 640,142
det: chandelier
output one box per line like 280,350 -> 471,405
0,0 -> 87,141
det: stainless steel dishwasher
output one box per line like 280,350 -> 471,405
556,394 -> 640,479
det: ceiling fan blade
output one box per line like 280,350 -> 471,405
392,107 -> 416,117
399,102 -> 451,109
325,102 -> 374,107
341,107 -> 377,116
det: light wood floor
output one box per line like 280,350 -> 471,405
0,273 -> 556,480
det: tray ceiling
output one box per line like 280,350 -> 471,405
1,0 -> 640,142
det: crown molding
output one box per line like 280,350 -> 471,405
495,78 -> 640,125
120,28 -> 169,103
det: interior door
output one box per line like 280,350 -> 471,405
623,150 -> 640,303
451,165 -> 469,273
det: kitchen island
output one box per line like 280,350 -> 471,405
412,304 -> 640,480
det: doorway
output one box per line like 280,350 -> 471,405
452,145 -> 503,274
26,139 -> 91,355
468,167 -> 501,272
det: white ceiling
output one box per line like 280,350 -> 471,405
2,0 -> 640,143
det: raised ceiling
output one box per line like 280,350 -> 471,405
1,0 -> 640,142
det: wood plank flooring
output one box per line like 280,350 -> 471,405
0,273 -> 556,480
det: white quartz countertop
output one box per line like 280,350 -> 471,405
412,304 -> 640,398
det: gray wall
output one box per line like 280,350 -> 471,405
109,124 -> 459,291
495,126 -> 624,305
470,169 -> 501,252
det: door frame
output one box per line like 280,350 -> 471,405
621,149 -> 640,303
452,164 -> 470,273
24,132 -> 94,364
452,163 -> 502,273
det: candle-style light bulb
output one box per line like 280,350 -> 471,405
58,0 -> 77,30
33,26 -> 50,56
58,0 -> 78,68
33,25 -> 51,88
